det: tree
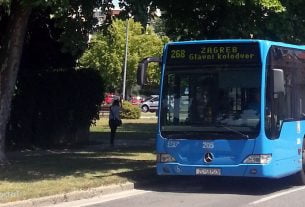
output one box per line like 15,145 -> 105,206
147,0 -> 286,41
118,0 -> 154,26
79,19 -> 169,93
119,0 -> 305,42
119,0 -> 305,43
0,0 -> 33,163
144,0 -> 305,44
262,0 -> 305,44
0,0 -> 111,163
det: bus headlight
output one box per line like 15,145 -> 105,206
157,153 -> 176,163
243,154 -> 272,164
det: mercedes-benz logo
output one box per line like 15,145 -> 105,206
204,152 -> 214,163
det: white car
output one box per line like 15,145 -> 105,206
140,96 -> 159,112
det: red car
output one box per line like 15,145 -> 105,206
129,96 -> 144,105
104,93 -> 115,105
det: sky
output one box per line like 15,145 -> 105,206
113,0 -> 119,9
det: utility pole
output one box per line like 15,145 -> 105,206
122,19 -> 129,100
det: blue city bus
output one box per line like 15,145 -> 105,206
137,40 -> 305,184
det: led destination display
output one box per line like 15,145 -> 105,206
166,42 -> 261,66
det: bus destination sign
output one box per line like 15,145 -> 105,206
166,42 -> 260,66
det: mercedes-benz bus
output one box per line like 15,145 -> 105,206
137,40 -> 305,184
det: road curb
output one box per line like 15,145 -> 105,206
0,182 -> 135,207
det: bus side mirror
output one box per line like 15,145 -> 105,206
137,57 -> 161,86
272,68 -> 285,94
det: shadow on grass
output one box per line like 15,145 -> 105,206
90,122 -> 157,144
118,123 -> 157,133
0,120 -> 158,185
90,132 -> 156,145
2,147 -> 155,183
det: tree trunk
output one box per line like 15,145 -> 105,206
0,1 -> 32,164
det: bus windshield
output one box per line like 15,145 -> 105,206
160,65 -> 261,139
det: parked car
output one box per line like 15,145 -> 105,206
103,93 -> 120,105
129,96 -> 144,105
140,95 -> 159,112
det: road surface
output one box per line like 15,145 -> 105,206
49,175 -> 305,207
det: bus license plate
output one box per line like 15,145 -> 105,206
196,168 -> 221,176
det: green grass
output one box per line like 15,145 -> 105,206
0,117 -> 158,203
90,117 -> 157,143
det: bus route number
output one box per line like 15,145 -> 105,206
170,49 -> 186,59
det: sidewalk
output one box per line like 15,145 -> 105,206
0,183 -> 135,207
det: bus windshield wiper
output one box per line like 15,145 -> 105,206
215,124 -> 249,138
165,131 -> 223,139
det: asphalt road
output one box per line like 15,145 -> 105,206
50,175 -> 305,207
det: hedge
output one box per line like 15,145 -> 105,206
120,101 -> 141,119
6,68 -> 105,149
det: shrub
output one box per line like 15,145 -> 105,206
121,101 -> 141,119
7,68 -> 105,148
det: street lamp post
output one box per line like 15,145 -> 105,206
122,19 -> 129,100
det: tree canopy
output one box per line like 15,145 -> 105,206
79,19 -> 169,92
0,0 -> 112,162
117,0 -> 305,44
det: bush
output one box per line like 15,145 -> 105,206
7,68 -> 105,149
121,101 -> 141,119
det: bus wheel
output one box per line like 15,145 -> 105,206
293,139 -> 305,185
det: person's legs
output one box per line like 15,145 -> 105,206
110,125 -> 117,146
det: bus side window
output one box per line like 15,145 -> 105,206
265,46 -> 305,139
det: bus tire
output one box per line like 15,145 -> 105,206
293,138 -> 305,185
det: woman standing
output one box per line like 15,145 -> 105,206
109,99 -> 121,147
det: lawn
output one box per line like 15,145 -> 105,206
0,117 -> 158,203
90,116 -> 157,144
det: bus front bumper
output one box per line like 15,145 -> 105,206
156,162 -> 299,178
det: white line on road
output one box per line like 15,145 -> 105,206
250,186 -> 305,205
48,189 -> 151,207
